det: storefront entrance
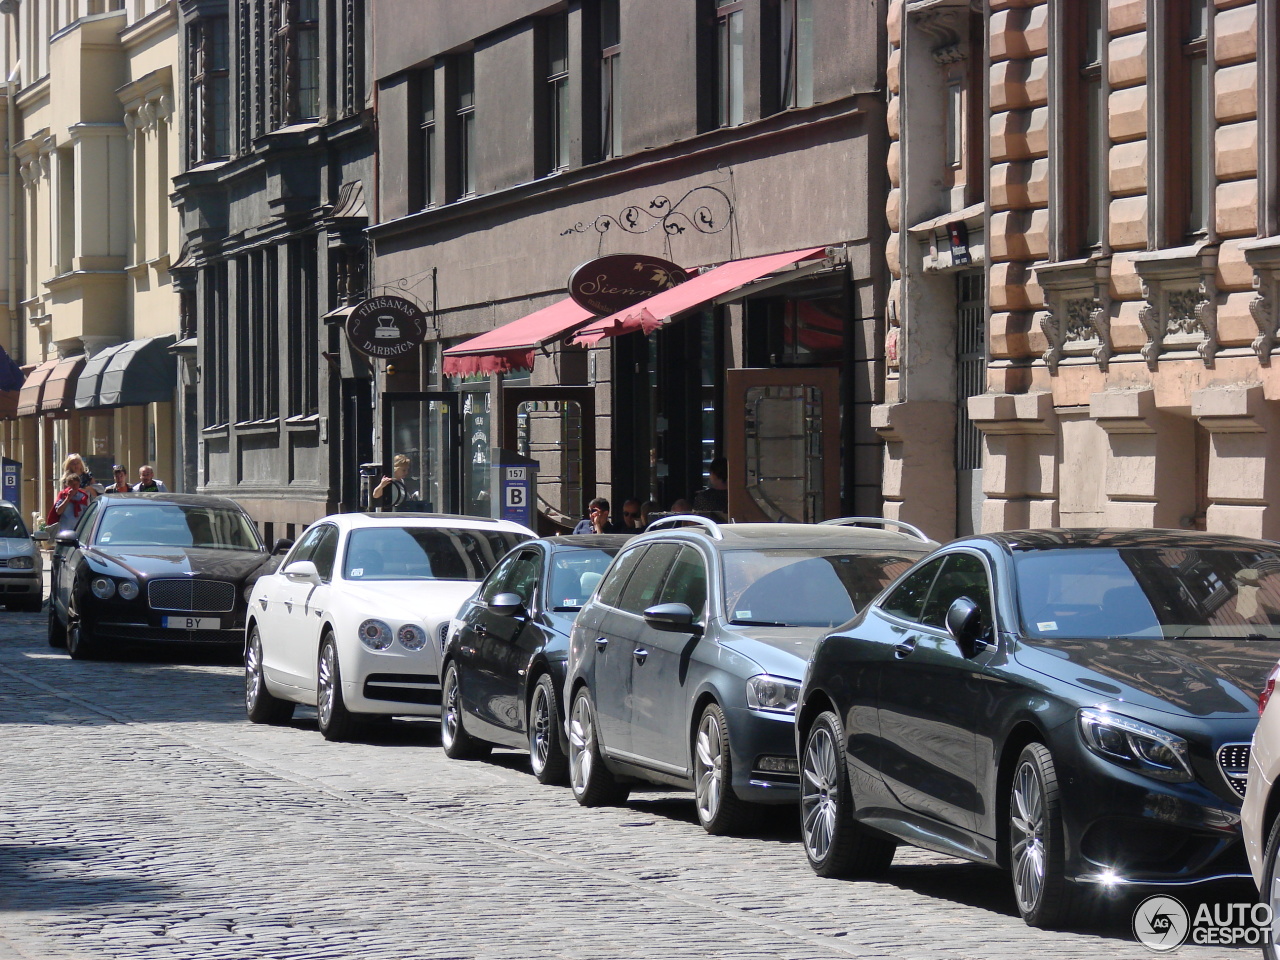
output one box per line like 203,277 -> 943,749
381,392 -> 460,513
501,386 -> 595,533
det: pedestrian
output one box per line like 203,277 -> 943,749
108,465 -> 132,493
62,453 -> 103,498
133,465 -> 168,492
639,500 -> 659,530
573,497 -> 627,535
47,474 -> 90,532
620,498 -> 644,531
371,454 -> 415,511
692,457 -> 729,519
669,498 -> 692,514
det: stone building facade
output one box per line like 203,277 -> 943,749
370,0 -> 890,527
173,0 -> 373,541
0,1 -> 184,521
882,0 -> 1280,540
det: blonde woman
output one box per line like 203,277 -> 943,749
371,454 -> 413,511
62,453 -> 103,498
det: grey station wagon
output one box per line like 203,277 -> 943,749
564,516 -> 937,834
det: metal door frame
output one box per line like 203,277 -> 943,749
381,391 -> 461,514
500,386 -> 596,527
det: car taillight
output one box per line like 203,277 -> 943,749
1259,662 -> 1280,716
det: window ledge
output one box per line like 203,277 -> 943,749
201,424 -> 229,439
284,414 -> 320,431
234,418 -> 281,436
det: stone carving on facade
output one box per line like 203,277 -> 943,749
1252,277 -> 1277,364
1244,240 -> 1280,365
1133,244 -> 1219,369
1040,293 -> 1112,374
909,4 -> 968,64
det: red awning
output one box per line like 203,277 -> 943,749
571,247 -> 828,345
16,359 -> 58,417
442,298 -> 595,377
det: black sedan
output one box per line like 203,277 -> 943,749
795,528 -> 1279,929
441,535 -> 629,783
49,493 -> 286,659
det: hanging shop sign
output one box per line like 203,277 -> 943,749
345,296 -> 429,358
568,254 -> 689,316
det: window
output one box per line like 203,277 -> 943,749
188,17 -> 230,164
412,68 -> 437,209
780,0 -> 813,109
1182,0 -> 1211,237
600,0 -> 622,157
717,1 -> 744,127
880,557 -> 945,624
453,54 -> 476,197
295,0 -> 320,120
309,525 -> 340,581
288,239 -> 319,416
545,12 -> 571,172
1080,0 -> 1104,250
657,547 -> 708,617
919,553 -> 993,631
619,544 -> 680,614
597,545 -> 647,607
274,0 -> 320,126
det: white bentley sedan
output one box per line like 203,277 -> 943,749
244,512 -> 533,740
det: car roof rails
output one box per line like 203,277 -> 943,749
645,514 -> 724,539
819,516 -> 931,542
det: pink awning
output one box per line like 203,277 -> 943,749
570,247 -> 828,345
442,298 -> 595,377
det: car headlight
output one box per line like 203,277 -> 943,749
6,555 -> 33,570
358,619 -> 393,651
745,675 -> 801,714
91,577 -> 116,599
117,580 -> 139,601
398,624 -> 428,651
1078,708 -> 1194,783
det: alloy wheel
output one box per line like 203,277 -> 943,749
568,693 -> 594,795
245,635 -> 264,714
442,669 -> 462,749
530,683 -> 552,775
694,711 -> 725,823
1011,758 -> 1047,915
801,723 -> 840,863
317,643 -> 337,730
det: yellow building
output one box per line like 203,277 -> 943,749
0,0 -> 181,523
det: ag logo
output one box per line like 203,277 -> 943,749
1133,895 -> 1190,952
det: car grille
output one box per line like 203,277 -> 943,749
1217,742 -> 1251,798
147,579 -> 237,613
363,673 -> 441,706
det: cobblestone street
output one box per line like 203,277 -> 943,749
0,614 -> 1252,959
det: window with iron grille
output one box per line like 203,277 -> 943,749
955,273 -> 985,473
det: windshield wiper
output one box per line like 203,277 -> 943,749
730,618 -> 793,627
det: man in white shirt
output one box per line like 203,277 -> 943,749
132,465 -> 168,493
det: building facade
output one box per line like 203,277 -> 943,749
370,0 -> 890,529
1,0 -> 184,523
883,0 -> 1280,540
173,0 -> 372,542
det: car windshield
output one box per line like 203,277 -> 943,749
0,506 -> 28,539
723,549 -> 923,628
343,527 -> 529,582
96,503 -> 262,551
547,547 -> 620,611
1015,546 -> 1280,639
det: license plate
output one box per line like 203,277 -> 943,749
164,616 -> 220,631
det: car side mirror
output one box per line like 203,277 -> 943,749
487,592 -> 525,618
643,602 -> 703,635
946,596 -> 989,657
30,530 -> 49,542
271,537 -> 294,556
54,529 -> 78,547
283,560 -> 322,585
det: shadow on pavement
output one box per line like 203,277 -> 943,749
0,843 -> 175,911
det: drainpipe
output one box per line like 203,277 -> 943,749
6,64 -> 19,362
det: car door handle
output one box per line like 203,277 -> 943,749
894,638 -> 917,659
633,648 -> 648,664
594,637 -> 608,650
474,623 -> 489,637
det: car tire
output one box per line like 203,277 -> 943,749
440,661 -> 492,760
800,710 -> 896,878
528,673 -> 568,785
1009,741 -> 1093,929
65,615 -> 98,661
245,625 -> 294,725
693,702 -> 757,834
567,686 -> 630,807
47,604 -> 66,648
1262,816 -> 1280,960
317,634 -> 359,742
